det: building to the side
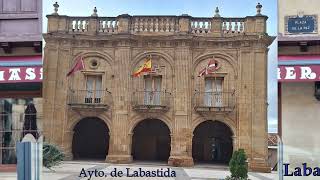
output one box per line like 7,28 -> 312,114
278,0 -> 320,172
0,0 -> 42,165
43,3 -> 274,172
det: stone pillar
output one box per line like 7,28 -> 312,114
106,45 -> 132,163
88,17 -> 98,35
211,17 -> 222,36
47,15 -> 68,33
244,16 -> 267,35
117,14 -> 131,33
254,16 -> 268,34
249,48 -> 270,173
46,15 -> 60,33
62,130 -> 74,160
168,132 -> 194,167
42,43 -> 70,148
178,15 -> 191,34
232,135 -> 237,152
238,49 -> 254,167
244,16 -> 256,35
167,41 -> 193,167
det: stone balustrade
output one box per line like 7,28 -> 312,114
68,17 -> 89,32
190,18 -> 212,34
131,16 -> 179,33
222,18 -> 245,34
47,6 -> 267,36
98,17 -> 118,33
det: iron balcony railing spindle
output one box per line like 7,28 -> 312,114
193,91 -> 235,109
132,90 -> 171,108
68,90 -> 112,105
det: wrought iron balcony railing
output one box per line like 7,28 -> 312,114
193,91 -> 235,112
132,90 -> 171,112
68,90 -> 112,109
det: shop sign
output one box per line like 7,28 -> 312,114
278,65 -> 320,82
0,66 -> 42,83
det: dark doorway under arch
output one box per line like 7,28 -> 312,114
192,120 -> 233,164
132,119 -> 171,161
72,117 -> 109,160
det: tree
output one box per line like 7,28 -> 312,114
228,149 -> 248,179
43,143 -> 65,170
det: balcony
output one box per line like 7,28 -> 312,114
132,91 -> 171,112
67,90 -> 112,110
193,91 -> 235,115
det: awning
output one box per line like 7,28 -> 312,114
0,56 -> 42,83
278,55 -> 320,82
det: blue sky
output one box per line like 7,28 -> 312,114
43,0 -> 278,132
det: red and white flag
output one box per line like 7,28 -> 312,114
198,59 -> 219,77
67,56 -> 85,77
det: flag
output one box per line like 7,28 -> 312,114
198,59 -> 218,77
67,56 -> 85,76
133,57 -> 152,77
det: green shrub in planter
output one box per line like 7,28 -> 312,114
43,143 -> 65,170
228,149 -> 248,179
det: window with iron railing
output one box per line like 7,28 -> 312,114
144,75 -> 162,105
85,75 -> 102,104
204,77 -> 223,107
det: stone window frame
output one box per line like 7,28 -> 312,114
203,73 -> 228,92
81,71 -> 106,91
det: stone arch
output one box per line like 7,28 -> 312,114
131,51 -> 174,74
130,118 -> 171,161
74,51 -> 114,67
192,117 -> 236,136
192,52 -> 238,76
68,113 -> 112,134
129,115 -> 173,134
69,51 -> 114,92
72,117 -> 110,160
192,119 -> 234,164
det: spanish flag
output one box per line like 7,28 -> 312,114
133,57 -> 152,77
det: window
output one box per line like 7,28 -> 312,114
204,77 -> 223,107
85,75 -> 102,103
144,76 -> 162,105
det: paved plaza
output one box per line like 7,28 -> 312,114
0,161 -> 277,180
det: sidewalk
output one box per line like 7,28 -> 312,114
0,161 -> 277,180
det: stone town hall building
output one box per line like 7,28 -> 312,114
43,3 -> 274,172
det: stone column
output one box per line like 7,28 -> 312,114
249,48 -> 270,172
238,49 -> 254,166
88,17 -> 98,35
117,14 -> 131,33
232,135 -> 237,152
211,17 -> 222,36
62,130 -> 74,160
178,15 -> 191,34
167,41 -> 193,167
47,15 -> 68,33
254,16 -> 268,34
106,44 -> 132,163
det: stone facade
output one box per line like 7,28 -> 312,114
43,4 -> 274,172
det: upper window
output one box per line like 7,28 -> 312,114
85,75 -> 102,103
204,77 -> 223,107
144,75 -> 162,105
